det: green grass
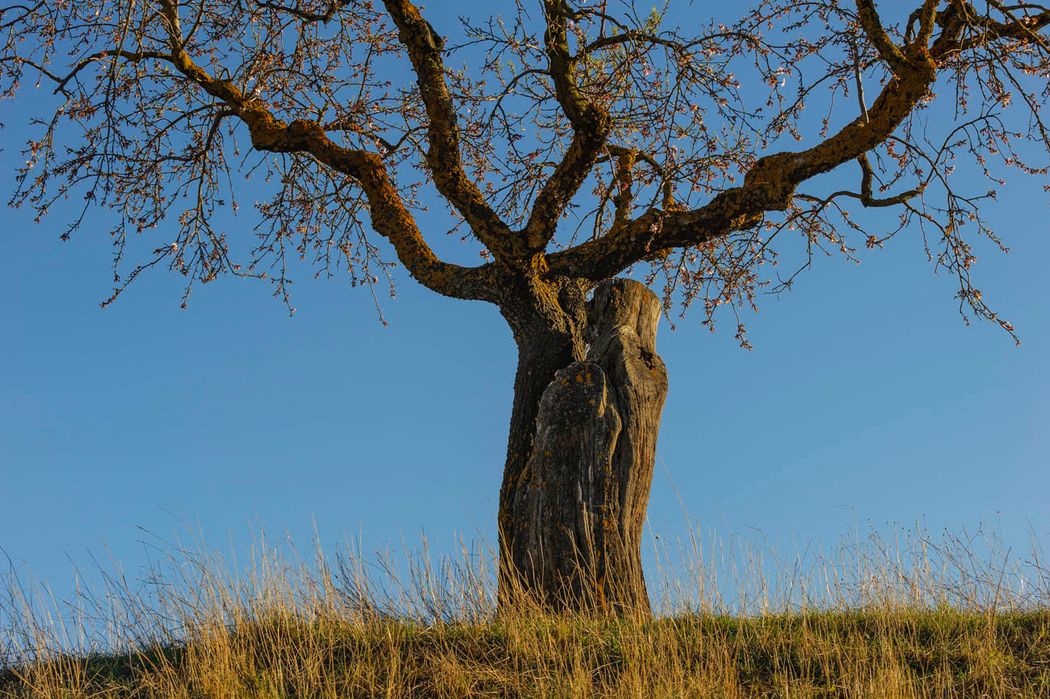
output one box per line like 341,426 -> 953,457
2,528 -> 1048,697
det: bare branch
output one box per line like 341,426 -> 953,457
2,0 -> 1047,334
520,0 -> 611,253
380,0 -> 517,260
254,0 -> 352,24
855,0 -> 912,74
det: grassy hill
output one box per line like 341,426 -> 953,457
3,530 -> 1048,697
4,609 -> 1049,697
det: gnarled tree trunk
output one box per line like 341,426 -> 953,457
498,279 -> 668,615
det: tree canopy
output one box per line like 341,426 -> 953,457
2,0 -> 1046,340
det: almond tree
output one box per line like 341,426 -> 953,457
2,0 -> 1047,614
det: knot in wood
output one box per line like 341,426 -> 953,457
587,278 -> 661,355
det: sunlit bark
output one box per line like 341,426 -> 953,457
2,0 -> 1047,613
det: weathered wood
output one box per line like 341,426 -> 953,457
506,279 -> 668,614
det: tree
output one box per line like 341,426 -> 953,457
2,0 -> 1047,614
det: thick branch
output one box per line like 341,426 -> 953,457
855,0 -> 911,73
548,1 -> 957,281
912,0 -> 941,50
955,5 -> 1050,51
549,1 -> 1048,282
155,2 -> 494,301
380,0 -> 518,260
549,75 -> 938,278
521,0 -> 611,252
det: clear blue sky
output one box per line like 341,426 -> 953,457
1,2 -> 1047,606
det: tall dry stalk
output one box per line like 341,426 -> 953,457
2,525 -> 1048,697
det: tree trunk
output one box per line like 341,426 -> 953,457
498,279 -> 668,615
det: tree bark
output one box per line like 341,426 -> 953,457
498,279 -> 668,615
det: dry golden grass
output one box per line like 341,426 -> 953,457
2,527 -> 1048,697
